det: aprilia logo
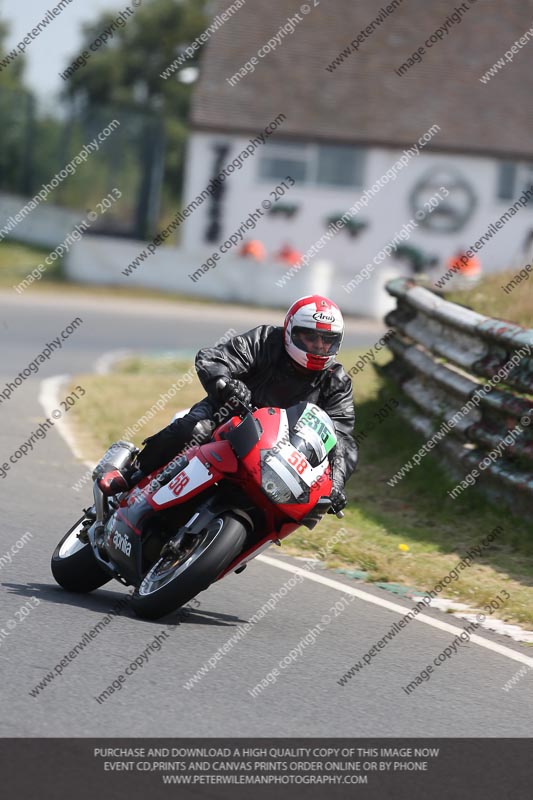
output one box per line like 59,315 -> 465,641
113,531 -> 131,556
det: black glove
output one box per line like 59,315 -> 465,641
217,378 -> 252,408
328,486 -> 347,514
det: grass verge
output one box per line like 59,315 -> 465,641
67,349 -> 533,629
446,268 -> 533,328
0,241 -> 62,288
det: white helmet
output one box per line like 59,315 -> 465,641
283,295 -> 344,371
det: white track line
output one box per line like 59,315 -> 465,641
94,349 -> 133,375
257,554 -> 533,669
39,375 -> 89,462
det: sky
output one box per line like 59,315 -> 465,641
1,0 -> 127,103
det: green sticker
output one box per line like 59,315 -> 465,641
299,407 -> 337,454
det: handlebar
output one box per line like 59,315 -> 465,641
215,378 -> 256,415
325,499 -> 344,518
216,379 -> 344,519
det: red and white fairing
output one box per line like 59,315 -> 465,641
128,401 -> 336,576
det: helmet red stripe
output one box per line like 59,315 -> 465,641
284,295 -> 344,372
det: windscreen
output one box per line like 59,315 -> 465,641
290,403 -> 337,467
260,403 -> 337,505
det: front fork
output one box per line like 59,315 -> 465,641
162,499 -> 254,558
80,481 -> 127,583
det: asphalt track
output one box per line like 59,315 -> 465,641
1,289 -> 532,737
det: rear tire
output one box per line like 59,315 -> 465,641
51,516 -> 111,593
130,514 -> 247,620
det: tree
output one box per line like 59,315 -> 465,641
0,16 -> 34,193
0,18 -> 26,90
63,0 -> 209,201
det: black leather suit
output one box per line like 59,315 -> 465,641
138,325 -> 358,490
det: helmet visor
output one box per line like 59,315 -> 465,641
291,326 -> 342,356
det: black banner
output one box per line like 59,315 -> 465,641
1,738 -> 530,798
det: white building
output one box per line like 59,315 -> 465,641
181,0 -> 533,316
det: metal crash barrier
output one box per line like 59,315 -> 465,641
382,278 -> 533,514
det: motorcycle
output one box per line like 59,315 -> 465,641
51,382 -> 344,620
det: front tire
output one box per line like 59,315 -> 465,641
51,516 -> 111,593
130,514 -> 247,620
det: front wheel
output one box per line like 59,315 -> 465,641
130,514 -> 247,620
51,516 -> 111,593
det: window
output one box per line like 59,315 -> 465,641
497,162 -> 517,200
258,141 -> 365,188
259,155 -> 307,183
316,145 -> 364,187
497,161 -> 533,203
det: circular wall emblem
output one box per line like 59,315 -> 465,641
410,167 -> 477,233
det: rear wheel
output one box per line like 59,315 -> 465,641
130,514 -> 247,620
51,516 -> 111,593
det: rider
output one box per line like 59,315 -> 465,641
100,295 -> 357,514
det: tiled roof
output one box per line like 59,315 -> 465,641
191,0 -> 533,158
